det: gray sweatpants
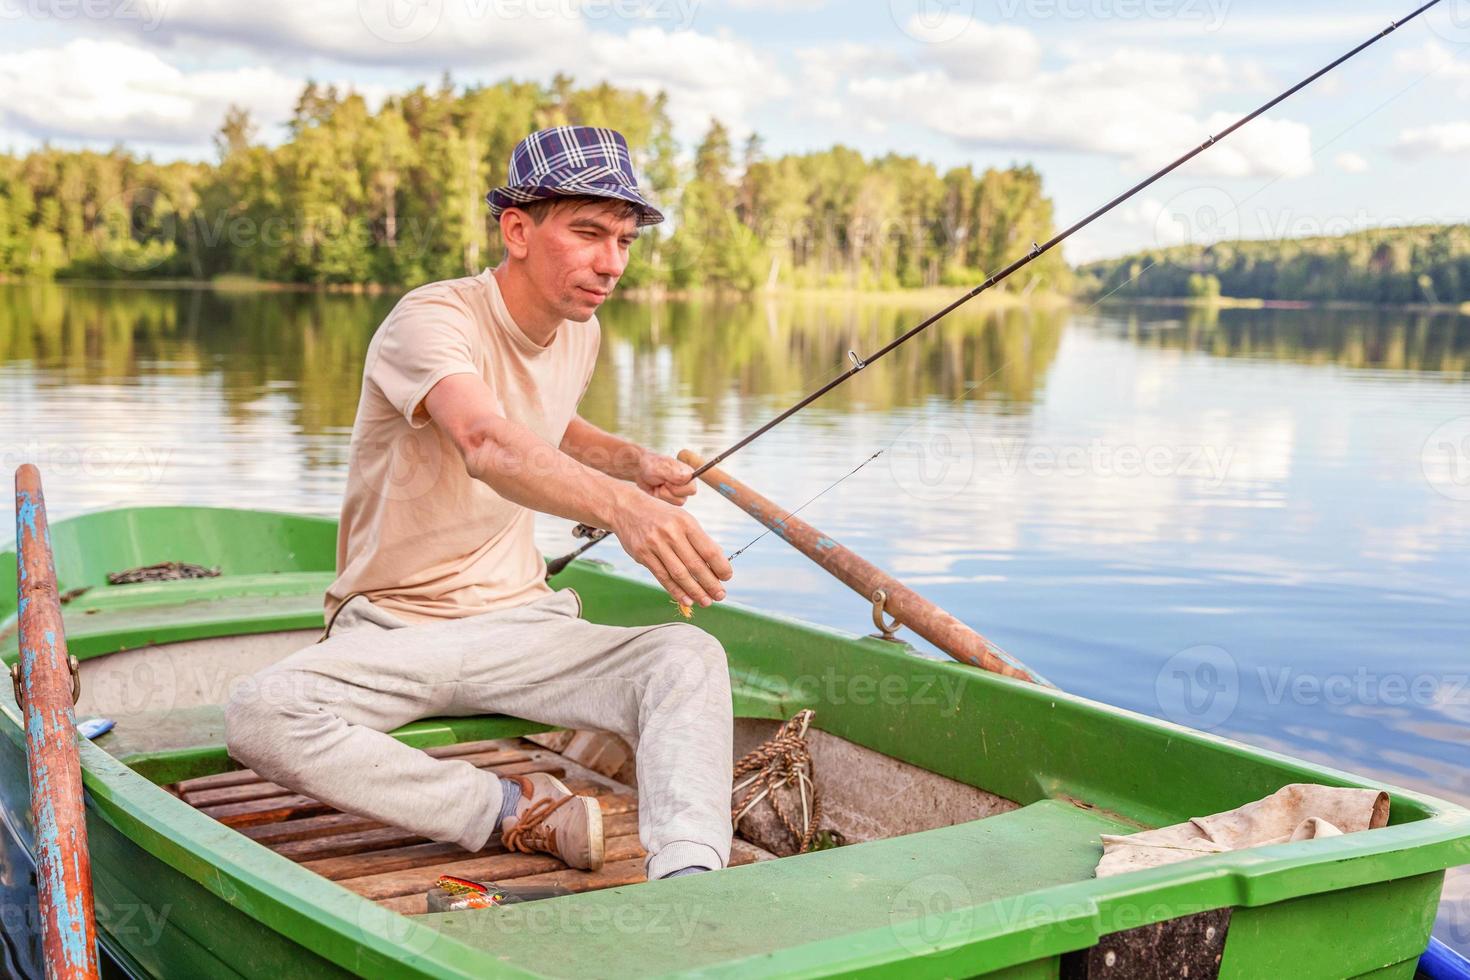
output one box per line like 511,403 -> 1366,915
223,588 -> 734,879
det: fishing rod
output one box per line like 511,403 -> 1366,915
546,0 -> 1445,579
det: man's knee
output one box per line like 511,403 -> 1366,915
664,624 -> 727,671
645,625 -> 730,700
223,669 -> 317,773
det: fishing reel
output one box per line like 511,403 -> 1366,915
571,523 -> 609,542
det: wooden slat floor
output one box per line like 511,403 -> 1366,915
177,737 -> 765,916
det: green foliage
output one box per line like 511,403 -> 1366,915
1187,273 -> 1221,300
0,78 -> 1066,295
1079,226 -> 1470,304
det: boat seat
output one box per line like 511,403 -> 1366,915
40,571 -> 334,660
421,798 -> 1136,974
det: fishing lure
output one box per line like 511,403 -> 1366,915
428,874 -> 507,911
670,598 -> 693,619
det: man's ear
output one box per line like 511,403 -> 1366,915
500,209 -> 532,260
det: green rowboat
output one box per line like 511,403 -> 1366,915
3,505 -> 1468,978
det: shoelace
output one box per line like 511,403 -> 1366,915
502,793 -> 575,855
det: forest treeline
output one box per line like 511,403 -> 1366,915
0,75 -> 1069,294
1076,225 -> 1470,305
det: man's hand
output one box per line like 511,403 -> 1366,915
635,453 -> 698,506
611,490 -> 731,607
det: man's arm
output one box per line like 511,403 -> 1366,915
423,374 -> 730,607
560,414 -> 696,506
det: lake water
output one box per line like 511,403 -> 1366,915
1,280 -> 1468,970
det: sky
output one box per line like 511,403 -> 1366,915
1,0 -> 1467,261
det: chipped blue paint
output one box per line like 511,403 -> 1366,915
26,703 -> 47,748
716,482 -> 737,499
772,520 -> 793,542
34,787 -> 92,969
815,537 -> 839,551
43,629 -> 59,670
16,489 -> 38,584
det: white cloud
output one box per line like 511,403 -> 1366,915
1334,151 -> 1370,174
0,39 -> 314,147
1394,40 -> 1470,98
795,43 -> 907,121
1090,12 -> 1383,44
1,9 -> 788,152
555,25 -> 790,144
1395,122 -> 1470,157
836,38 -> 1313,180
901,15 -> 1041,81
132,0 -> 592,66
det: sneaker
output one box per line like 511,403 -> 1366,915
500,772 -> 604,871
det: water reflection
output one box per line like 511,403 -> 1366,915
1,281 -> 1469,960
1097,303 -> 1470,375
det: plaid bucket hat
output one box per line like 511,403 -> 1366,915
486,126 -> 665,227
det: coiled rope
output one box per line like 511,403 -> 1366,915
731,709 -> 823,854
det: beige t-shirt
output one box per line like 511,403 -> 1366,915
325,268 -> 600,626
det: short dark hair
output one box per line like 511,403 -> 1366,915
515,194 -> 645,226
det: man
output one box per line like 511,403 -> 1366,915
225,126 -> 735,882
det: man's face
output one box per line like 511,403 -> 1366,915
517,200 -> 640,322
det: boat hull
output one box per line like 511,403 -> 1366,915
1,506 -> 1466,978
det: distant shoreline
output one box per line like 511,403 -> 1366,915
4,275 -> 1467,315
1087,295 -> 1470,316
0,274 -> 1072,308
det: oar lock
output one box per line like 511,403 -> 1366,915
870,588 -> 902,642
10,655 -> 81,711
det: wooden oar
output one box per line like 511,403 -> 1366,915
677,450 -> 1045,685
12,464 -> 100,979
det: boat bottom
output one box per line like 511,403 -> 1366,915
163,719 -> 1016,916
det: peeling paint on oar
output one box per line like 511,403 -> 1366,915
13,464 -> 100,980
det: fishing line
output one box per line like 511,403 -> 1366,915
546,0 -> 1446,579
723,377 -> 991,562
